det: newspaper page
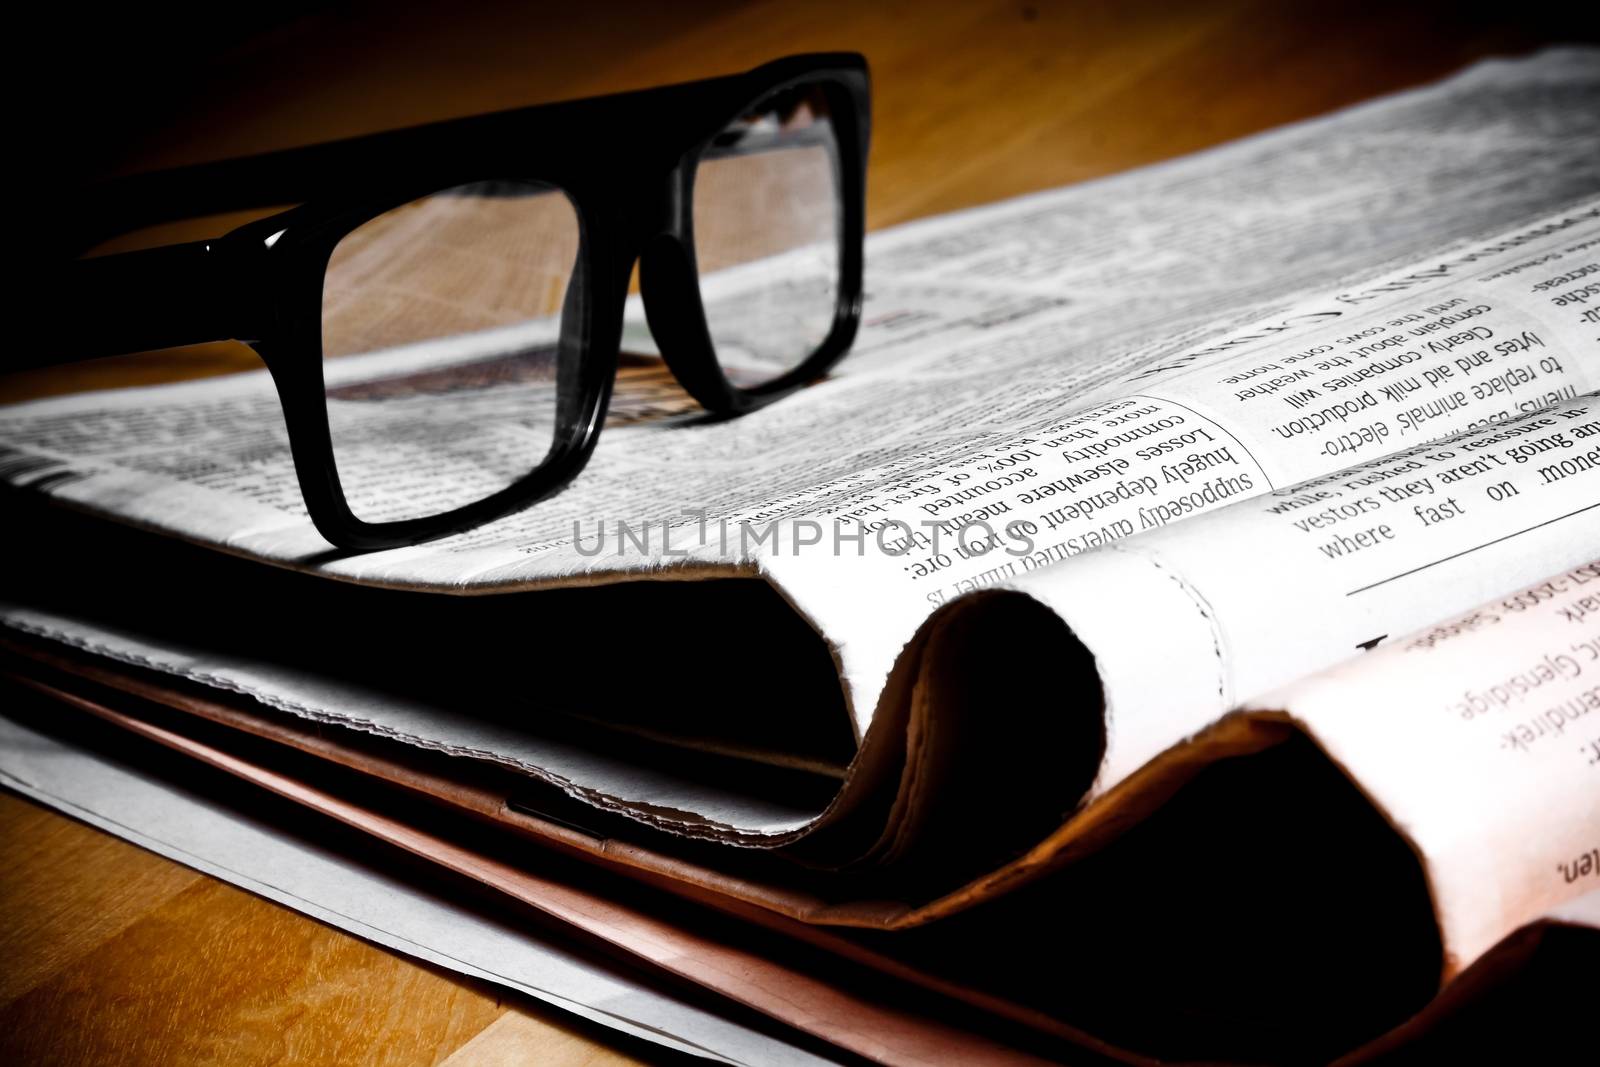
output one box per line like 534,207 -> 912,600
1,49 -> 1597,749
1242,560 -> 1600,975
976,392 -> 1600,787
764,201 -> 1600,746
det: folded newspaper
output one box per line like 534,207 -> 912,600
2,47 -> 1597,1064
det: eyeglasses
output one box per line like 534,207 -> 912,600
40,53 -> 870,551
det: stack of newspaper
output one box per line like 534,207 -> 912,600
2,48 -> 1596,1064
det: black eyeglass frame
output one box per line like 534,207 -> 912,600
43,53 -> 870,551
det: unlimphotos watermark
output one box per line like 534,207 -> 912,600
571,509 -> 1039,559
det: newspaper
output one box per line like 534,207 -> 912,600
1245,559 -> 1600,975
2,45 -> 1598,1027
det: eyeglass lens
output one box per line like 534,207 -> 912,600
693,81 -> 843,388
320,180 -> 581,524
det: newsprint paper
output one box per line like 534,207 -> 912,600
1,46 -> 1597,1056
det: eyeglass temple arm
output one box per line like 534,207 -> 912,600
25,241 -> 262,372
25,128 -> 365,374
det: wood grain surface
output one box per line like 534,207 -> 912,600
1,2 -> 1589,1063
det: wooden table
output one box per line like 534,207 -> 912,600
2,2 -> 1587,1062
